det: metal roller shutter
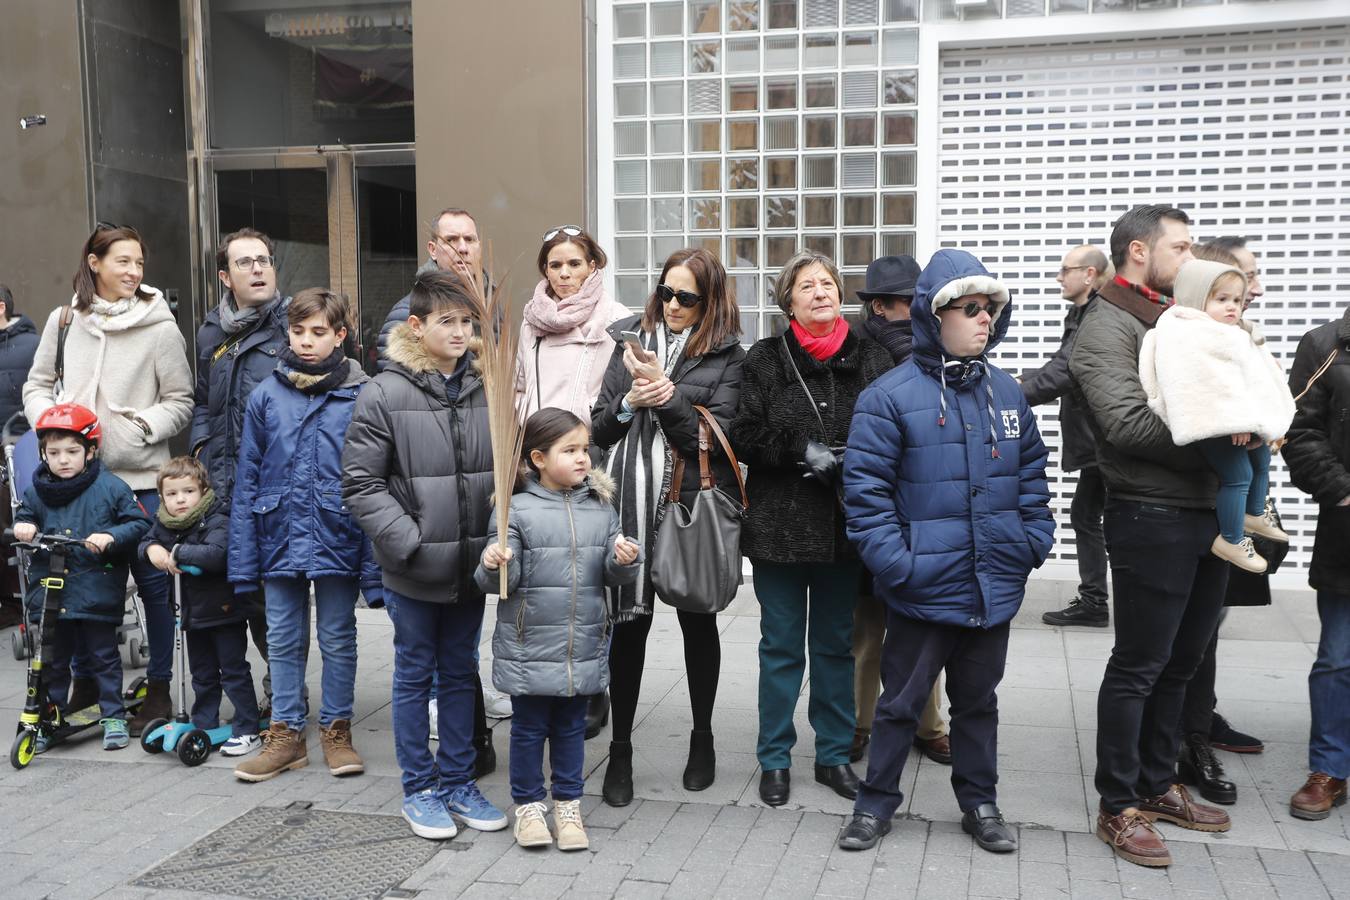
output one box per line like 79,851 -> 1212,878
937,27 -> 1350,582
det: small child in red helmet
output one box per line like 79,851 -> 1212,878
13,403 -> 150,750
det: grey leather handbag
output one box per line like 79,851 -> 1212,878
651,405 -> 748,614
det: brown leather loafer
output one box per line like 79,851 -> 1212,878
1290,773 -> 1348,821
916,734 -> 952,765
1097,807 -> 1171,868
849,727 -> 870,764
1139,784 -> 1231,833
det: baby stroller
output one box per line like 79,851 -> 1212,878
2,412 -> 150,668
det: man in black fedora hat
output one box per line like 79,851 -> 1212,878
850,254 -> 954,770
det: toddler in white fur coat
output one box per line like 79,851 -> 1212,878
1139,259 -> 1296,574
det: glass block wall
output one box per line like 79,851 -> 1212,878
607,0 -> 923,340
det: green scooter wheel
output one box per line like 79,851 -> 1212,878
10,731 -> 36,770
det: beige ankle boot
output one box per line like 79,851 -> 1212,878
1211,535 -> 1266,574
553,799 -> 589,851
234,722 -> 308,782
319,719 -> 365,776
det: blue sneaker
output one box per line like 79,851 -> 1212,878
401,790 -> 458,840
101,718 -> 129,751
444,781 -> 508,832
34,732 -> 53,754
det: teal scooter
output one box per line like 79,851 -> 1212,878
138,565 -> 232,766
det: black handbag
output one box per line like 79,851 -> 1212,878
651,405 -> 747,614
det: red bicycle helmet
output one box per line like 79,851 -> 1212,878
34,403 -> 102,449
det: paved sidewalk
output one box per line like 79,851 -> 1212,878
0,578 -> 1345,899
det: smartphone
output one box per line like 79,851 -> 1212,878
618,329 -> 643,351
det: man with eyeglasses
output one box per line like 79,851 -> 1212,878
376,208 -> 487,369
190,226 -> 293,723
1020,246 -> 1112,628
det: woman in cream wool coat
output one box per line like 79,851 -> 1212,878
1139,258 -> 1296,572
23,224 -> 194,730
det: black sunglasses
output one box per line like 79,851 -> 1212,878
656,283 -> 703,308
543,225 -> 583,242
957,300 -> 995,318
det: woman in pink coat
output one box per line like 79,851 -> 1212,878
515,225 -> 630,735
516,226 -> 629,421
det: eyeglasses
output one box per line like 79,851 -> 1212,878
543,225 -> 583,242
957,301 -> 995,318
1058,265 -> 1089,276
95,221 -> 124,231
656,283 -> 703,308
230,255 -> 275,271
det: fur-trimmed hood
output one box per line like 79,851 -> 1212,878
912,249 -> 1013,364
384,321 -> 484,375
516,468 -> 616,505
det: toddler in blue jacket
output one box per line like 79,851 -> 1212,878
14,403 -> 150,751
228,288 -> 379,783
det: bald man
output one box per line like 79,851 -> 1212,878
1021,246 -> 1111,627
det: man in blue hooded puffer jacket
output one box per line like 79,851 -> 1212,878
837,249 -> 1054,853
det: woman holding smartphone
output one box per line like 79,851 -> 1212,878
590,248 -> 745,805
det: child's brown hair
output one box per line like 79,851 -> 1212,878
157,456 -> 210,494
288,288 -> 351,332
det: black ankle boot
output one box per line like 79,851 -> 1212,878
603,740 -> 634,807
682,730 -> 716,791
1178,733 -> 1237,805
474,730 -> 496,778
585,691 -> 610,741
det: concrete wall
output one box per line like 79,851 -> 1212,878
412,0 -> 588,302
0,2 -> 92,325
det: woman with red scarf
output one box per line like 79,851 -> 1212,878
731,250 -> 892,808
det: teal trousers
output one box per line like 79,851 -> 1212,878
753,559 -> 861,770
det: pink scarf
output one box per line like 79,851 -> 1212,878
523,269 -> 607,335
791,317 -> 849,361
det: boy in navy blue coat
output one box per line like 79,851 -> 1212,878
141,456 -> 260,756
838,250 -> 1054,853
228,288 -> 379,782
14,403 -> 150,751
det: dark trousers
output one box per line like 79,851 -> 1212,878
386,589 -> 485,797
854,612 -> 1010,819
1070,466 -> 1109,608
609,603 -> 721,742
1180,608 -> 1229,739
1095,500 -> 1229,813
48,619 -> 123,719
509,694 -> 588,804
186,622 -> 260,736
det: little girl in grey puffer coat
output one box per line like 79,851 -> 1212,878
477,466 -> 640,698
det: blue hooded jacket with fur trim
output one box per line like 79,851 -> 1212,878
843,249 -> 1054,628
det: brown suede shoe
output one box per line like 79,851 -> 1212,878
916,734 -> 952,765
849,728 -> 870,763
1290,773 -> 1348,821
1138,783 -> 1231,833
1097,806 -> 1171,868
234,722 -> 308,782
319,719 -> 365,776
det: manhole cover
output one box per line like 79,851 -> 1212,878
133,805 -> 439,899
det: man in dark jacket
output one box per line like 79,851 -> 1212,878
838,249 -> 1053,853
0,284 -> 40,629
189,227 -> 291,709
1283,302 -> 1350,821
376,208 -> 485,368
1020,246 -> 1110,627
1070,205 -> 1232,867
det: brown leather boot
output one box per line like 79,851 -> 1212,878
127,679 -> 171,737
1289,773 -> 1348,821
234,722 -> 308,782
319,719 -> 365,776
849,727 -> 870,763
1138,783 -> 1231,833
1097,806 -> 1171,867
916,734 -> 952,765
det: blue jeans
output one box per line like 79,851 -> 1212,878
1310,591 -> 1350,779
1197,439 -> 1271,544
262,576 -> 358,730
48,619 -> 123,719
510,694 -> 587,804
753,559 -> 860,770
385,589 -> 484,797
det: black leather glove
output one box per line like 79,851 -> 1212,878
799,440 -> 840,485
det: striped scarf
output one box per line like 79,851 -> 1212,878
937,357 -> 1001,459
603,325 -> 689,622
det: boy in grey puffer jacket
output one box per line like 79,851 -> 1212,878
477,408 -> 641,852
